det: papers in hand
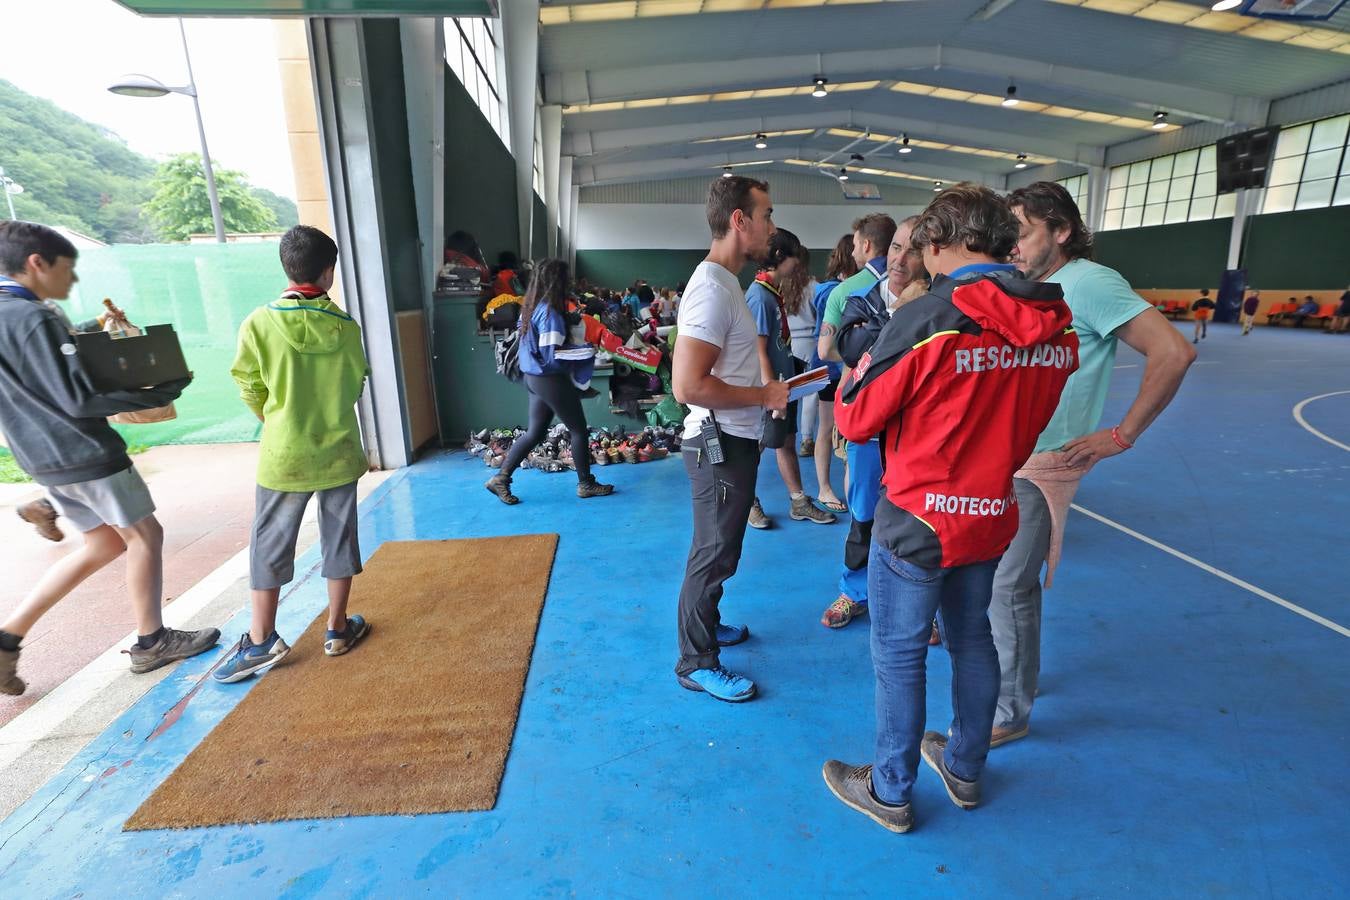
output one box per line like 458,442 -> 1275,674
785,365 -> 831,401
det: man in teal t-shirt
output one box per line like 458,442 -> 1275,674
816,212 -> 895,364
986,183 -> 1195,749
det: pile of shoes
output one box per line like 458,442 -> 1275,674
465,427 -> 523,468
587,425 -> 681,466
465,424 -> 682,472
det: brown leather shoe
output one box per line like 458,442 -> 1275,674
17,498 -> 63,542
990,724 -> 1029,748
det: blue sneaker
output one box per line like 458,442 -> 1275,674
324,615 -> 371,657
716,623 -> 749,647
212,631 -> 290,684
678,666 -> 757,702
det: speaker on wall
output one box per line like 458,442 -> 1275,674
1216,127 -> 1280,195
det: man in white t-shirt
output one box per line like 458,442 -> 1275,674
671,175 -> 789,703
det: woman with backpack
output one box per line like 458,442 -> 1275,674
807,234 -> 859,514
486,258 -> 614,504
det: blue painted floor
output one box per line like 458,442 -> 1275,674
2,322 -> 1347,898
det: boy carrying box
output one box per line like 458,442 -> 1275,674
215,226 -> 371,683
0,221 -> 215,695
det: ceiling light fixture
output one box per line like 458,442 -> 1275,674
754,133 -> 767,149
1015,153 -> 1028,169
1210,0 -> 1242,10
1002,83 -> 1018,107
934,181 -> 943,192
722,167 -> 733,178
1152,110 -> 1169,130
838,167 -> 849,182
812,76 -> 828,99
899,135 -> 912,154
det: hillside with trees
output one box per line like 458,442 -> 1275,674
0,79 -> 297,243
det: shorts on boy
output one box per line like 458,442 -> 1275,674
249,481 -> 362,590
47,466 -> 155,532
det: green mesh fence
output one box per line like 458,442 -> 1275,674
65,242 -> 289,446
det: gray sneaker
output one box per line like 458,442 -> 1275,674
790,494 -> 837,525
920,730 -> 981,810
821,760 -> 913,833
747,497 -> 772,530
0,647 -> 25,696
125,627 -> 222,675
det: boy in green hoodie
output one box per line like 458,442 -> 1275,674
216,225 -> 371,683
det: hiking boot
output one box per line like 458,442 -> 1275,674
790,494 -> 837,525
677,665 -> 756,702
577,476 -> 614,498
798,437 -> 815,458
324,615 -> 370,657
715,622 -> 749,647
126,626 -> 222,676
0,647 -> 24,696
17,498 -> 63,542
485,474 -> 519,505
212,631 -> 290,683
821,761 -> 913,834
990,723 -> 1029,748
747,497 -> 772,530
821,595 -> 866,629
920,731 -> 980,810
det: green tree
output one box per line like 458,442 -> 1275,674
142,153 -> 278,241
251,185 -> 300,230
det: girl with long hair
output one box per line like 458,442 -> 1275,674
485,258 -> 613,504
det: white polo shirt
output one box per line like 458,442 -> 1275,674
677,260 -> 764,441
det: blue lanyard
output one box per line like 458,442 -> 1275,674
0,277 -> 39,303
949,263 -> 1016,281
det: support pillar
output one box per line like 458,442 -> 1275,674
541,104 -> 562,257
557,156 -> 574,267
501,0 -> 540,260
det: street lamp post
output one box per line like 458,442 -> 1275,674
0,167 -> 21,220
108,18 -> 225,243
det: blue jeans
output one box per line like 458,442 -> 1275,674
838,440 -> 883,604
868,540 -> 1001,805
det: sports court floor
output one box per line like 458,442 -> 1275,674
1,322 -> 1346,898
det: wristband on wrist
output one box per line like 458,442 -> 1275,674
1110,426 -> 1133,450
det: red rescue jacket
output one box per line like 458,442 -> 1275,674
835,269 -> 1079,568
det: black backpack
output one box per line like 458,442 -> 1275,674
495,328 -> 524,382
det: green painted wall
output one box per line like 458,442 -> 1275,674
1243,206 -> 1350,290
364,20 -> 424,312
1094,218 -> 1231,288
442,65 -> 549,267
576,248 -> 834,292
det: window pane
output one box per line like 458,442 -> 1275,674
1165,199 -> 1189,223
1263,183 -> 1297,214
1108,166 -> 1129,191
1173,149 -> 1198,176
1197,145 -> 1216,173
1103,208 -> 1123,230
1146,180 -> 1169,204
1303,147 -> 1341,181
1309,115 -> 1349,153
1121,205 -> 1142,229
1126,183 -> 1147,207
1189,195 -> 1215,220
1275,124 -> 1311,159
1151,155 -> 1174,181
1129,161 -> 1150,185
1106,186 -> 1126,210
1214,192 -> 1236,218
1169,176 -> 1194,202
1296,178 -> 1334,209
1334,178 -> 1350,206
1142,203 -> 1165,226
1267,154 -> 1304,187
1192,169 -> 1217,197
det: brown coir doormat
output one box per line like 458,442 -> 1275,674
125,534 -> 558,831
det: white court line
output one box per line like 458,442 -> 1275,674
1292,390 -> 1350,453
1070,504 -> 1350,639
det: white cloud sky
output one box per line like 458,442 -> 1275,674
0,0 -> 297,199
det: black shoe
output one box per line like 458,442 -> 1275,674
920,731 -> 980,810
821,761 -> 913,833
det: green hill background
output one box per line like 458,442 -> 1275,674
0,79 -> 296,243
